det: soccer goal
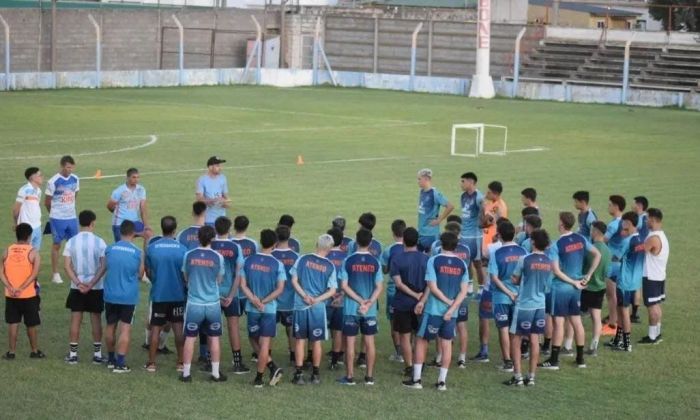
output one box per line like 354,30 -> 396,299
450,123 -> 508,157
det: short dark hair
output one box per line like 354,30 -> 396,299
634,196 -> 649,211
192,201 -> 207,216
496,217 -> 511,228
497,220 -> 515,242
559,212 -> 576,230
521,187 -> 537,202
488,181 -> 503,195
591,221 -> 607,235
234,215 -> 249,232
440,232 -> 459,252
572,191 -> 589,203
403,227 -> 419,248
445,221 -> 461,236
461,172 -> 477,183
358,212 -> 376,231
332,216 -> 346,232
524,215 -> 542,229
24,167 -> 39,180
521,206 -> 539,218
530,229 -> 550,251
647,208 -> 663,221
276,225 -> 291,242
260,229 -> 278,249
60,155 -> 75,167
326,227 -> 343,247
120,220 -> 135,236
391,219 -> 406,238
278,214 -> 295,228
198,225 -> 216,247
621,211 -> 639,227
446,215 -> 462,225
15,223 -> 32,242
78,210 -> 96,227
214,216 -> 231,236
126,167 -> 139,177
161,216 -> 177,236
609,195 -> 626,212
355,228 -> 373,248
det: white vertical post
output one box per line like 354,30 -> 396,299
469,0 -> 495,98
313,17 -> 320,85
0,14 -> 9,91
88,14 -> 101,88
241,15 -> 262,84
621,35 -> 634,104
409,22 -> 423,92
512,27 -> 526,98
172,14 -> 184,86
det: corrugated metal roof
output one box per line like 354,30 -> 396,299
529,0 -> 642,17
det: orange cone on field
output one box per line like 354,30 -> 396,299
94,169 -> 102,179
296,155 -> 304,165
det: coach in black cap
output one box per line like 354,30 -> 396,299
196,156 -> 230,226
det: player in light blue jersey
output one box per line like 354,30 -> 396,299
241,229 -> 286,387
325,227 -> 348,370
107,168 -> 151,244
278,214 -> 302,253
211,216 -> 249,374
338,229 -> 383,386
348,212 -> 383,258
609,212 -> 645,352
382,219 -> 406,364
416,168 -> 454,253
573,190 -> 597,240
103,221 -> 145,373
520,214 -> 543,253
631,196 -> 650,323
488,220 -> 527,373
539,212 -> 600,371
180,226 -> 226,383
231,215 -> 260,362
176,201 -> 206,251
602,195 -> 626,336
45,156 -> 79,285
290,234 -> 337,385
196,156 -> 230,226
144,216 -> 187,372
273,225 -> 301,365
332,216 -> 353,253
504,229 -> 552,387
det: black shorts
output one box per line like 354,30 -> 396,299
5,296 -> 41,327
277,310 -> 293,327
580,289 -> 606,312
105,303 -> 136,325
643,278 -> 666,307
150,301 -> 185,326
393,310 -> 419,334
65,289 -> 104,313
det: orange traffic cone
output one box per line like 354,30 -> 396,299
94,169 -> 102,179
296,155 -> 304,165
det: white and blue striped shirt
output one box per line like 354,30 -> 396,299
63,231 -> 107,289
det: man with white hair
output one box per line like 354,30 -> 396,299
417,168 -> 454,253
290,234 -> 338,385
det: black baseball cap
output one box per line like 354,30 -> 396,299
207,156 -> 226,166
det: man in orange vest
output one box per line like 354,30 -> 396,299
1,223 -> 44,359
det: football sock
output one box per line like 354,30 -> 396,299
413,363 -> 423,382
438,367 -> 448,383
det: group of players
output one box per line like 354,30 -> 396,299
4,157 -> 669,390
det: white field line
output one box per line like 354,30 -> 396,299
0,135 -> 158,161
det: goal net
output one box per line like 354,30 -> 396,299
450,124 -> 508,157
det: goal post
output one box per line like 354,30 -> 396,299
451,123 -> 508,157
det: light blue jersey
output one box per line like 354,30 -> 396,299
489,243 -> 528,304
339,252 -> 383,317
550,232 -> 593,291
418,187 -> 450,237
578,209 -> 597,239
637,213 -> 649,241
512,253 -> 553,310
288,237 -> 302,254
196,174 -> 228,225
110,184 -> 146,226
211,239 -> 244,298
618,233 -> 645,291
348,238 -> 383,259
104,241 -> 142,305
605,217 -> 626,259
45,173 -> 79,220
242,253 -> 286,314
146,238 -> 187,302
271,248 -> 300,311
460,189 -> 484,239
183,247 -> 224,305
177,225 -> 202,250
232,237 -> 259,260
381,242 -> 404,296
424,253 -> 469,317
291,254 -> 337,310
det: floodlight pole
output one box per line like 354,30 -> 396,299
511,27 -> 526,98
172,14 -> 184,86
469,0 -> 495,98
0,14 -> 9,91
88,14 -> 101,88
621,34 -> 635,104
313,16 -> 337,87
409,21 -> 423,92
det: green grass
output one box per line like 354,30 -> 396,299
1,86 -> 699,419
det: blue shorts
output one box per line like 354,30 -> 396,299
493,303 -> 514,328
608,261 -> 621,282
616,288 -> 635,307
545,292 -> 552,315
184,303 -> 222,337
293,305 -> 328,342
457,302 -> 468,322
328,306 -> 344,331
112,221 -> 145,242
386,293 -> 395,321
417,235 -> 437,253
479,289 -> 494,319
247,312 -> 277,338
509,308 -> 546,336
222,297 -> 246,318
30,226 -> 42,250
277,310 -> 293,327
462,236 -> 482,262
417,314 -> 456,341
50,218 -> 78,244
342,315 -> 378,336
550,287 -> 581,317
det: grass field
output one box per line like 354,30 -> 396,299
1,85 -> 699,419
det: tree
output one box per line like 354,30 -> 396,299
649,0 -> 700,31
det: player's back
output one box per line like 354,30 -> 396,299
553,232 -> 589,283
293,253 -> 336,309
177,226 -> 201,250
425,253 -> 468,316
271,248 -> 300,311
184,248 -> 223,305
147,238 -> 187,302
211,239 -> 243,296
619,234 -> 645,291
517,253 -> 553,309
232,236 -> 259,260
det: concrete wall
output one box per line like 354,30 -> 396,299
545,26 -> 700,45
